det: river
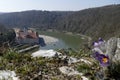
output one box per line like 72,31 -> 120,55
39,31 -> 88,50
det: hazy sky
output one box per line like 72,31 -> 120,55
0,0 -> 120,12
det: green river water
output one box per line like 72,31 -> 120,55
39,31 -> 87,50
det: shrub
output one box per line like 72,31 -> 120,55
77,63 -> 91,73
3,48 -> 19,60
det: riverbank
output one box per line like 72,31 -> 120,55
39,35 -> 59,44
38,31 -> 90,50
40,30 -> 91,40
39,34 -> 69,50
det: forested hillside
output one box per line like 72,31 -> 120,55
0,4 -> 120,39
0,11 -> 73,29
60,5 -> 120,39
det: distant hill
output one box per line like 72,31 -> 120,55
61,5 -> 120,39
0,4 -> 120,39
0,10 -> 73,29
0,12 -> 5,15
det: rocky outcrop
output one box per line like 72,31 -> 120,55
59,66 -> 89,80
92,37 -> 120,80
92,37 -> 120,63
106,37 -> 120,62
0,70 -> 19,80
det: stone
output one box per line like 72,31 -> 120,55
97,37 -> 120,63
117,38 -> 120,48
106,37 -> 117,61
113,38 -> 120,62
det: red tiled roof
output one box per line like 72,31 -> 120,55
17,29 -> 38,39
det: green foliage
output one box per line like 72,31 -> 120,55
58,48 -> 91,58
51,77 -> 59,80
77,63 -> 91,73
3,49 -> 19,60
0,48 -> 47,79
1,44 -> 120,79
0,30 -> 15,43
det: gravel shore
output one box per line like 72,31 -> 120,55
39,35 -> 59,44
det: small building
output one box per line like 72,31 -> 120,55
14,28 -> 39,45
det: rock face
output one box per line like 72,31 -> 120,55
106,37 -> 120,62
0,70 -> 19,80
92,37 -> 120,80
59,66 -> 89,80
114,38 -> 120,61
92,37 -> 120,63
31,49 -> 62,58
59,66 -> 82,76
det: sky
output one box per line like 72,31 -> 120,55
0,0 -> 120,12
